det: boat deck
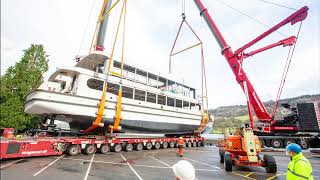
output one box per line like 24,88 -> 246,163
1,146 -> 319,180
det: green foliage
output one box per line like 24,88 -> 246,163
0,44 -> 49,131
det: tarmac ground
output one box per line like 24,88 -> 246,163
1,146 -> 319,180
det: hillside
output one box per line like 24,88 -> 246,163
209,94 -> 320,133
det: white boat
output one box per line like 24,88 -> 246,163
25,52 -> 212,135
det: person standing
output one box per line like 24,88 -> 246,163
286,143 -> 313,180
177,137 -> 185,157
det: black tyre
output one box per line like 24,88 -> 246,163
187,142 -> 192,147
224,154 -> 232,172
260,139 -> 265,148
284,139 -> 295,147
271,139 -> 283,148
135,143 -> 143,151
264,154 -> 277,173
200,141 -> 205,147
99,144 -> 110,154
145,142 -> 153,150
219,149 -> 225,163
192,141 -> 197,147
162,142 -> 168,149
197,141 -> 201,147
169,142 -> 175,148
67,145 -> 79,156
113,144 -> 122,153
85,144 -> 97,155
154,142 -> 161,149
125,143 -> 133,152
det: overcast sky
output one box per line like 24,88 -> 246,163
1,0 -> 319,108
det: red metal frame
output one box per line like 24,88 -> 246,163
193,0 -> 308,131
0,135 -> 205,159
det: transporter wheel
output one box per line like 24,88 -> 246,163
154,142 -> 161,149
192,141 -> 197,147
145,142 -> 153,150
169,142 -> 175,148
200,141 -> 205,147
162,142 -> 168,149
271,139 -> 283,148
224,154 -> 233,172
67,145 -> 79,156
85,144 -> 97,155
197,141 -> 201,147
135,143 -> 143,151
113,144 -> 122,153
125,143 -> 133,152
264,154 -> 277,173
187,142 -> 192,147
99,144 -> 110,154
219,149 -> 225,163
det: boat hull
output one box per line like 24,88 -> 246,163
25,90 -> 210,134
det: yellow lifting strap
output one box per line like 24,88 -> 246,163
110,0 -> 127,132
83,0 -> 124,134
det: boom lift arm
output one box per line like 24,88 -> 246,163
193,0 -> 308,127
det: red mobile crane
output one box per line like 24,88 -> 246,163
193,0 -> 320,149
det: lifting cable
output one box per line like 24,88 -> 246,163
271,22 -> 303,118
255,0 -> 297,11
169,1 -> 209,132
78,0 -> 96,55
215,0 -> 287,37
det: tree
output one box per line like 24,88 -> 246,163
0,44 -> 49,131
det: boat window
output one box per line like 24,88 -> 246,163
157,95 -> 166,105
176,99 -> 182,108
136,70 -> 147,84
183,101 -> 190,109
87,78 -> 104,91
134,89 -> 146,101
107,83 -> 119,95
123,86 -> 133,99
147,92 -> 156,103
167,97 -> 175,107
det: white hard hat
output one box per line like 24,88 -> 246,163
172,160 -> 195,180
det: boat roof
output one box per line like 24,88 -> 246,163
75,52 -> 195,90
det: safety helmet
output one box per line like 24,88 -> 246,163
179,137 -> 183,139
286,143 -> 302,154
172,160 -> 195,180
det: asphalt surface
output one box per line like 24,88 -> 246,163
1,146 -> 319,180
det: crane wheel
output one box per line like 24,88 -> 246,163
260,139 -> 265,148
284,139 -> 295,146
145,142 -> 153,150
99,144 -> 110,154
113,144 -> 122,153
197,141 -> 201,147
67,145 -> 79,156
125,143 -> 133,152
162,142 -> 168,149
85,144 -> 97,155
271,139 -> 283,148
200,141 -> 205,147
224,154 -> 232,172
219,149 -> 225,163
135,143 -> 143,151
169,142 -> 175,148
264,154 -> 277,173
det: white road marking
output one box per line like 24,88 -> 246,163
83,154 -> 95,180
133,164 -> 171,169
33,155 -> 64,176
183,157 -> 222,170
0,159 -> 24,169
121,154 -> 143,180
149,156 -> 172,167
195,168 -> 220,172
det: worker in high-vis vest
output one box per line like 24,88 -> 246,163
177,137 -> 185,157
286,143 -> 313,180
